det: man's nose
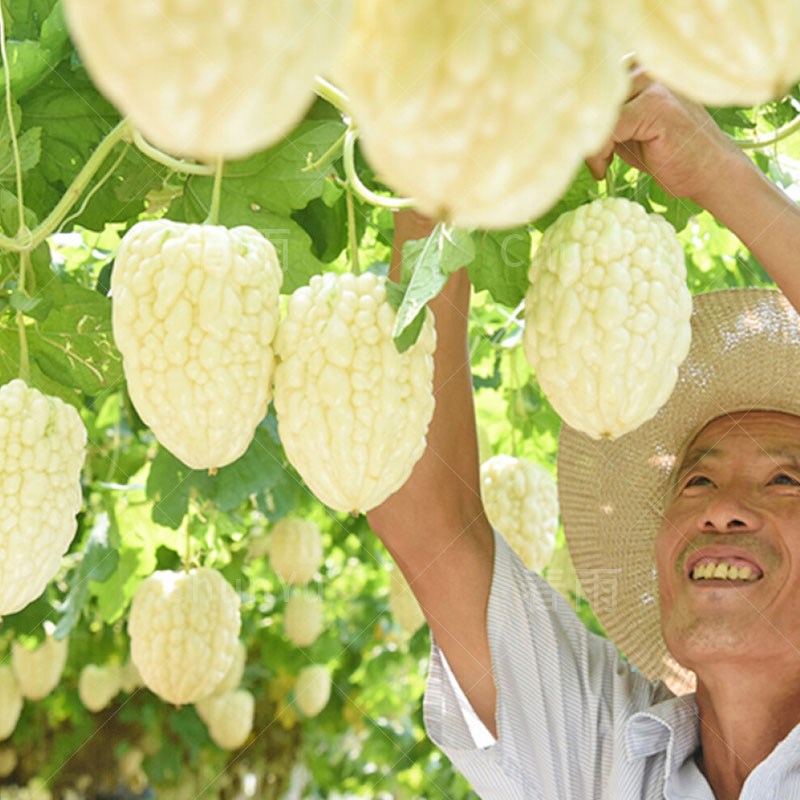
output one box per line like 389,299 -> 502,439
698,489 -> 763,532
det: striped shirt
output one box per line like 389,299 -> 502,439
424,529 -> 800,799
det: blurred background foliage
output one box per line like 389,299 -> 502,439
0,1 -> 796,797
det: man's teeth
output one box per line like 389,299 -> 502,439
690,562 -> 758,581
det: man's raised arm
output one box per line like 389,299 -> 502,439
367,211 -> 497,736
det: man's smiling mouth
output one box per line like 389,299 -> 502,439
684,550 -> 765,584
690,559 -> 761,582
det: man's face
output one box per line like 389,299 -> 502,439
656,410 -> 800,672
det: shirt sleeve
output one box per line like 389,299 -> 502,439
423,529 -> 672,800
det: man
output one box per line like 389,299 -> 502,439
367,73 -> 800,799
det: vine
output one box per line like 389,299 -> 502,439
0,119 -> 131,253
734,114 -> 800,150
206,157 -> 225,226
342,128 -> 416,211
0,4 -> 30,380
130,128 -> 216,176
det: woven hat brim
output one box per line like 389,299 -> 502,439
557,288 -> 800,694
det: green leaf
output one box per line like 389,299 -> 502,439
184,119 -> 347,217
0,125 -> 41,186
146,447 -> 214,529
399,225 -> 474,284
292,194 -> 349,263
708,106 -> 755,132
9,288 -> 42,314
146,448 -> 194,530
0,328 -> 22,384
1,39 -> 54,98
92,496 -> 163,623
467,228 -> 531,307
0,99 -> 41,194
393,225 -> 473,341
27,282 -> 120,394
72,142 -> 171,230
646,180 -> 702,232
20,63 -> 119,220
169,707 -> 210,764
4,0 -> 56,40
39,1 -> 70,57
92,546 -> 140,624
0,185 -> 37,240
385,284 -> 427,355
0,593 -> 53,639
214,427 -> 293,512
54,513 -> 119,638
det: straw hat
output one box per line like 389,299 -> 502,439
557,288 -> 800,694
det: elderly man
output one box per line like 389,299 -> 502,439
367,75 -> 800,800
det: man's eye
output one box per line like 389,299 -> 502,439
684,475 -> 712,488
771,473 -> 800,486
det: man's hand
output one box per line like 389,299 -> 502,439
586,69 -> 745,207
588,68 -> 800,322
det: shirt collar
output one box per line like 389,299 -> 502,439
626,692 -> 701,775
626,695 -> 800,795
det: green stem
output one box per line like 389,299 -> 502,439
345,183 -> 360,275
605,160 -> 618,198
313,76 -> 351,116
302,129 -> 347,173
0,5 -> 25,235
103,397 -> 122,483
343,128 -> 415,210
508,348 -> 520,458
0,119 -> 131,253
734,115 -> 800,150
131,128 -> 216,175
206,157 -> 224,225
16,251 -> 30,382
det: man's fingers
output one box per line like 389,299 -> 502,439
626,65 -> 653,101
586,144 -> 614,180
585,65 -> 658,180
614,141 -> 648,174
610,90 -> 660,149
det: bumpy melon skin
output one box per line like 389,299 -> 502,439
118,658 -> 143,694
480,455 -> 559,572
209,641 -> 247,698
12,633 -> 69,702
128,568 -> 241,706
268,518 -> 324,586
622,1 -> 800,105
112,221 -> 282,470
0,668 -> 23,741
294,665 -> 331,718
0,380 -> 86,616
335,0 -> 628,229
284,594 -> 324,648
63,0 -> 353,159
274,272 -> 436,514
523,198 -> 692,440
0,747 -> 17,778
196,689 -> 255,750
78,664 -> 122,713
